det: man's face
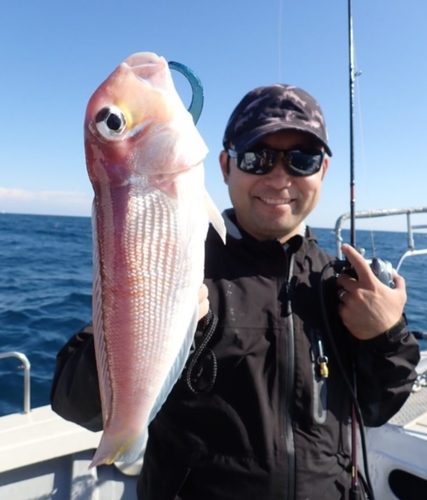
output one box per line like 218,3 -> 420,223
220,130 -> 329,243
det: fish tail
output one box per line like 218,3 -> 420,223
89,430 -> 148,468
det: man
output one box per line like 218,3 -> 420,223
51,84 -> 420,500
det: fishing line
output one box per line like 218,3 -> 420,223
353,50 -> 378,257
277,0 -> 284,82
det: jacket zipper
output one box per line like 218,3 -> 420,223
283,252 -> 296,499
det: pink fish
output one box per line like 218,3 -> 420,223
84,52 -> 225,467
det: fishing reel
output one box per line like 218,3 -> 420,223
333,250 -> 395,288
366,257 -> 395,288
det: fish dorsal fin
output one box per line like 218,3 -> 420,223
204,190 -> 226,243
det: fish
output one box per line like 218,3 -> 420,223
84,52 -> 226,468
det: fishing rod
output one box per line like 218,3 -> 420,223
348,0 -> 357,249
326,1 -> 393,498
345,1 -> 396,498
345,2 -> 376,499
345,0 -> 394,287
347,2 -> 364,498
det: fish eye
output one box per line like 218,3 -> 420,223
95,105 -> 127,139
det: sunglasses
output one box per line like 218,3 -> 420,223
228,148 -> 325,177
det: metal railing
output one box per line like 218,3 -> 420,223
334,206 -> 427,272
0,352 -> 31,414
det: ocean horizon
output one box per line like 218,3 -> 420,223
0,212 -> 426,417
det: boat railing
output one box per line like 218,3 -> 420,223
334,206 -> 427,272
0,352 -> 31,414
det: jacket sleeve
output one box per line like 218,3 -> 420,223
354,316 -> 420,427
50,322 -> 103,432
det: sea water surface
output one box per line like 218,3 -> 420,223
0,212 -> 426,417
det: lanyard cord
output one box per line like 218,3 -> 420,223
185,310 -> 218,394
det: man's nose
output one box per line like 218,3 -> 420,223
263,159 -> 293,187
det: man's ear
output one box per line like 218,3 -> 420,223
321,156 -> 329,180
219,150 -> 229,184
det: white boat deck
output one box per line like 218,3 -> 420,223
388,352 -> 427,429
0,406 -> 139,500
389,390 -> 427,429
0,405 -> 101,474
405,410 -> 427,438
365,353 -> 427,499
1,327 -> 426,499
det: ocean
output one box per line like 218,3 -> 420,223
0,212 -> 426,417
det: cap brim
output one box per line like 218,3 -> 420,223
235,124 -> 333,157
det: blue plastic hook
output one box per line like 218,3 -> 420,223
168,61 -> 204,125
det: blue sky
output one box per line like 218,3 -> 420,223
1,0 -> 427,231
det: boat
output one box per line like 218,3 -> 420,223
1,206 -> 426,500
0,355 -> 140,499
335,207 -> 427,500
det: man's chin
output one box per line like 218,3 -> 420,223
253,219 -> 301,241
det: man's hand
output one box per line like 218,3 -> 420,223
336,244 -> 407,340
198,284 -> 209,321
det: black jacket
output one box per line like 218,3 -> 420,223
51,210 -> 420,500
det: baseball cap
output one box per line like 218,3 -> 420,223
222,84 -> 332,156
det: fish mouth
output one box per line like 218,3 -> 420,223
123,52 -> 167,82
124,52 -> 164,69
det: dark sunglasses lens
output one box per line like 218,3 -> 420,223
289,151 -> 323,176
238,151 -> 274,175
235,149 -> 324,176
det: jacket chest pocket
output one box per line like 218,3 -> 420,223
309,329 -> 329,424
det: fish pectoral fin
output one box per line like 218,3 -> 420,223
204,190 -> 226,244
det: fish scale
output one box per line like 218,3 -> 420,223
92,183 -> 204,465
